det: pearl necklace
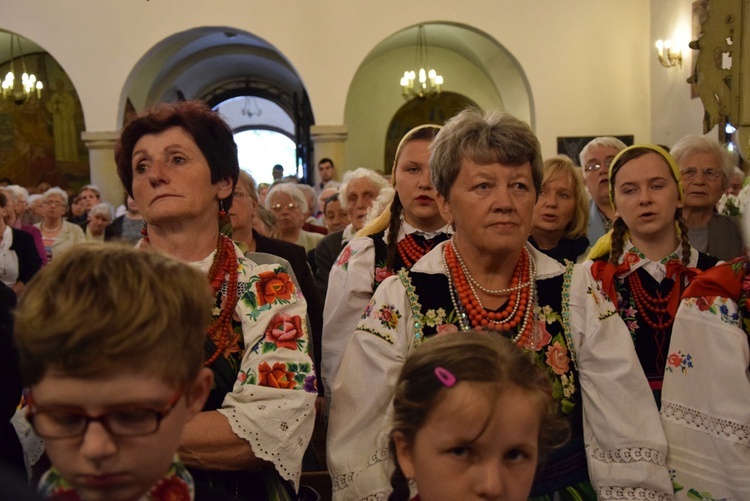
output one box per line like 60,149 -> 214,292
452,240 -> 536,296
443,240 -> 537,344
41,221 -> 63,233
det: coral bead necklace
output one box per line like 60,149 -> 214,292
444,240 -> 536,345
204,234 -> 240,367
397,234 -> 436,268
627,270 -> 674,331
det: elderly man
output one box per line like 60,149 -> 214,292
578,137 -> 626,244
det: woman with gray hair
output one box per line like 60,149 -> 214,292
34,187 -> 85,261
671,134 -> 743,260
327,109 -> 672,500
265,183 -> 323,251
83,202 -> 115,241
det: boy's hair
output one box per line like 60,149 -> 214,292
388,331 -> 569,500
15,242 -> 212,387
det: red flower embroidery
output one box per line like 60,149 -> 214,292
523,321 -> 553,351
258,362 -> 296,389
150,475 -> 191,500
696,296 -> 717,311
255,271 -> 295,307
337,245 -> 352,266
375,266 -> 394,283
237,372 -> 247,383
436,323 -> 458,335
545,341 -> 570,375
624,252 -> 640,266
264,313 -> 305,350
667,352 -> 683,368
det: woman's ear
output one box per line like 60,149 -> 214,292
436,193 -> 452,226
216,178 -> 234,200
393,432 -> 416,480
185,368 -> 213,418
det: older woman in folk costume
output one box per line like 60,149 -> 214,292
326,109 -> 672,501
322,125 -> 452,395
585,145 -> 718,406
659,219 -> 750,498
115,101 -> 316,500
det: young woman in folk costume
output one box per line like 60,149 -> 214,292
585,144 -> 719,405
321,125 -> 452,394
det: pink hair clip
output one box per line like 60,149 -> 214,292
434,367 -> 456,387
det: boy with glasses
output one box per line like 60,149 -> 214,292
13,243 -> 220,500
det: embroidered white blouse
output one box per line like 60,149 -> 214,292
326,242 -> 673,501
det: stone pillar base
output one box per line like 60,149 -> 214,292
81,131 -> 122,207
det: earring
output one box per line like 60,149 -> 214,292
407,477 -> 417,490
140,221 -> 148,237
219,198 -> 227,218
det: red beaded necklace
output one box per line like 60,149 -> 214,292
397,234 -> 435,268
627,270 -> 674,331
445,242 -> 535,345
204,234 -> 240,367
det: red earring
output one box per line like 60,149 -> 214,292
219,198 -> 227,218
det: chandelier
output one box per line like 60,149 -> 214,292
2,34 -> 43,103
399,25 -> 443,100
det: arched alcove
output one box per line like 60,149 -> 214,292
344,22 -> 533,173
0,30 -> 89,188
119,27 -> 315,181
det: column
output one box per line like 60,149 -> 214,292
81,131 -> 123,207
310,124 -> 348,183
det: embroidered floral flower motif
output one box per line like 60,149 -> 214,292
624,306 -> 637,318
337,245 -> 352,267
545,341 -> 570,375
624,252 -> 641,266
375,266 -> 395,284
666,350 -> 693,374
424,308 -> 447,327
362,302 -> 373,320
376,304 -> 402,329
696,296 -> 717,311
436,323 -> 459,334
237,371 -> 248,384
258,362 -> 296,389
627,320 -> 639,332
561,373 -> 575,399
255,270 -> 295,307
523,320 -> 553,351
150,475 -> 191,500
264,313 -> 305,350
304,374 -> 317,393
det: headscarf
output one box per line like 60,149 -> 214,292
357,124 -> 441,238
587,144 -> 684,260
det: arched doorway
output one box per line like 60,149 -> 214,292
120,27 -> 314,182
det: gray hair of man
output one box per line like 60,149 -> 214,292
265,182 -> 308,214
578,137 -> 627,174
670,134 -> 735,190
339,167 -> 389,205
430,108 -> 544,199
89,203 -> 114,222
42,187 -> 70,206
296,183 -> 318,214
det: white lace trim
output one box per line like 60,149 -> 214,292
661,401 -> 750,445
331,447 -> 389,493
597,486 -> 672,500
11,408 -> 44,479
587,445 -> 666,465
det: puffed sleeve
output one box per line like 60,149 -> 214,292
217,249 -> 317,490
327,274 -> 413,501
569,263 -> 673,500
661,295 -> 750,499
321,236 -> 377,394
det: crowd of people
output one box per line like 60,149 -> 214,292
0,100 -> 747,501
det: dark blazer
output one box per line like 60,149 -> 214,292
9,227 -> 42,285
253,230 -> 324,395
313,229 -> 345,299
707,213 -> 744,261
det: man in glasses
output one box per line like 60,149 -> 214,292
13,243 -> 218,500
578,136 -> 627,243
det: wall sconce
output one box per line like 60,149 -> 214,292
655,39 -> 682,67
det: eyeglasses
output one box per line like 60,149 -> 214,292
26,390 -> 182,439
42,201 -> 65,208
271,202 -> 298,213
584,158 -> 614,172
679,167 -> 723,181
